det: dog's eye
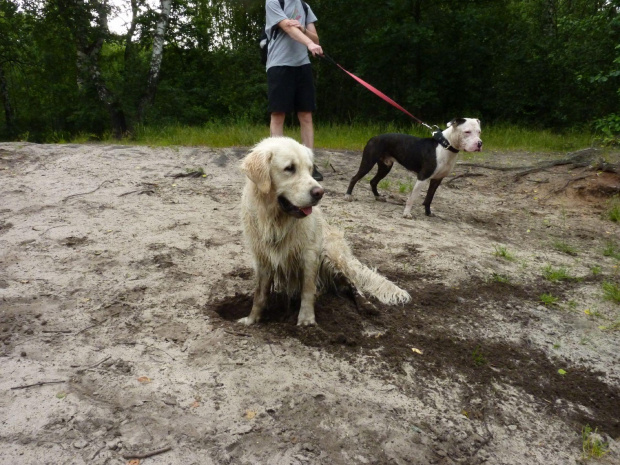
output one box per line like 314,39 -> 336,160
465,131 -> 472,134
284,164 -> 296,173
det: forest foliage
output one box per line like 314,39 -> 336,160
0,0 -> 619,142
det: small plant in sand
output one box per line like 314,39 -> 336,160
491,273 -> 511,284
581,425 -> 609,460
602,281 -> 620,304
471,346 -> 487,366
603,242 -> 620,260
553,240 -> 578,256
605,196 -> 620,222
599,320 -> 620,331
378,179 -> 391,190
493,245 -> 515,261
590,265 -> 602,276
398,180 -> 413,194
539,293 -> 559,306
542,265 -> 574,282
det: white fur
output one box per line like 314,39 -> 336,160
402,118 -> 482,218
239,137 -> 410,326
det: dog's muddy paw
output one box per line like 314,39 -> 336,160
237,316 -> 257,326
402,212 -> 413,219
374,196 -> 387,202
297,316 -> 316,326
344,194 -> 354,202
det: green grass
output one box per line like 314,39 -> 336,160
602,281 -> 620,303
553,240 -> 578,256
606,196 -> 620,222
581,425 -> 609,460
85,122 -> 595,152
490,273 -> 511,284
378,179 -> 391,190
542,265 -> 574,282
493,244 -> 515,261
540,293 -> 559,306
590,265 -> 602,276
398,181 -> 413,194
472,346 -> 487,367
603,242 -> 620,260
599,320 -> 620,331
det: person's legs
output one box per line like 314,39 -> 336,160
270,112 -> 286,137
297,111 -> 313,148
295,65 -> 322,180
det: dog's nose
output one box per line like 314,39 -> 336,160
477,140 -> 483,148
310,186 -> 324,201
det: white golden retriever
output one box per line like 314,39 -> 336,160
238,137 -> 410,326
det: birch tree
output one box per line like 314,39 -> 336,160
137,0 -> 172,122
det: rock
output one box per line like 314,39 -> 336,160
72,439 -> 88,449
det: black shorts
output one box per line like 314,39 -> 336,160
267,64 -> 316,113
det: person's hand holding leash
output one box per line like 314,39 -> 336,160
307,42 -> 323,57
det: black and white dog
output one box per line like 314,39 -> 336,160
345,118 -> 482,218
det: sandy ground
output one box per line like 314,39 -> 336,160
0,140 -> 619,465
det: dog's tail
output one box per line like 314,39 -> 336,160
321,225 -> 411,305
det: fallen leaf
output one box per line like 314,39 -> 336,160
411,348 -> 423,355
584,309 -> 591,315
191,401 -> 200,408
56,391 -> 67,399
245,410 -> 257,420
137,376 -> 151,383
558,369 -> 567,375
128,460 -> 140,465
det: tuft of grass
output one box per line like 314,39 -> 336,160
603,242 -> 620,260
590,265 -> 602,276
540,293 -> 559,306
581,425 -> 609,460
553,240 -> 578,256
378,179 -> 391,190
472,346 -> 487,367
493,245 -> 515,261
602,281 -> 620,303
542,265 -> 574,282
599,320 -> 620,331
398,181 -> 413,194
490,273 -> 511,284
606,196 -> 620,222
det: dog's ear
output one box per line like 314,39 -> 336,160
241,144 -> 273,194
447,118 -> 467,128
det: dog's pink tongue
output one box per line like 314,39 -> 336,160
301,206 -> 313,216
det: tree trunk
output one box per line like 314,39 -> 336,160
137,0 -> 172,122
0,65 -> 16,138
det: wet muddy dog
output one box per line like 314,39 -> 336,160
345,118 -> 482,218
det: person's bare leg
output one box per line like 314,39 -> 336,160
298,111 -> 322,180
298,111 -> 314,148
270,112 -> 286,137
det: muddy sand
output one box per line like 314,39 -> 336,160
1,141 -> 619,465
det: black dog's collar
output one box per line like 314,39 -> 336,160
432,131 -> 459,153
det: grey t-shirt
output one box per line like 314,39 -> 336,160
265,0 -> 317,70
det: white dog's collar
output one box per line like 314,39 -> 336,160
432,131 -> 459,153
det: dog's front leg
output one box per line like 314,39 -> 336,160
297,251 -> 320,326
238,264 -> 272,326
402,179 -> 427,219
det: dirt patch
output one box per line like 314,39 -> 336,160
1,142 -> 619,465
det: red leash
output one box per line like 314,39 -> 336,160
321,54 -> 435,133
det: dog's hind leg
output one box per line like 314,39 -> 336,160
369,160 -> 393,202
402,178 -> 428,219
422,178 -> 443,216
238,266 -> 272,325
345,159 -> 377,201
